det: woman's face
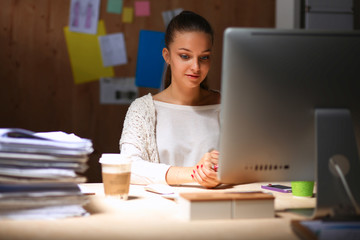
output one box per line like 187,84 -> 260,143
163,31 -> 212,89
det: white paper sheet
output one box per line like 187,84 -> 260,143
162,8 -> 183,27
0,129 -> 93,155
100,77 -> 137,104
69,0 -> 101,34
0,205 -> 89,220
99,33 -> 128,67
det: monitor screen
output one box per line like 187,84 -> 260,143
218,28 -> 360,185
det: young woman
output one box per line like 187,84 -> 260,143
119,11 -> 221,188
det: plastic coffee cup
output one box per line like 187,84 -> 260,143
291,181 -> 314,197
99,154 -> 131,200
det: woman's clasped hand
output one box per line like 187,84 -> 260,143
192,150 -> 220,188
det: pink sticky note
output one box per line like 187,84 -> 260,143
135,1 -> 150,16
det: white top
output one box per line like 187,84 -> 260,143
120,99 -> 220,185
120,94 -> 159,164
154,100 -> 221,167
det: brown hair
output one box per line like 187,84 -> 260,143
163,11 -> 214,89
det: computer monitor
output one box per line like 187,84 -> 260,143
219,28 -> 360,218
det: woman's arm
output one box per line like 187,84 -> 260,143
123,142 -> 221,188
124,142 -> 221,188
166,150 -> 221,188
165,166 -> 194,185
121,143 -> 170,185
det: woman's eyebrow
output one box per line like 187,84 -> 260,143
178,47 -> 191,52
178,47 -> 211,53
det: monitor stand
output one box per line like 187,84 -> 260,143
313,109 -> 360,220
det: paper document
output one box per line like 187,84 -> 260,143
69,0 -> 100,34
0,129 -> 92,220
0,128 -> 93,156
0,205 -> 89,220
162,8 -> 183,27
64,20 -> 114,84
99,33 -> 128,67
100,77 -> 137,104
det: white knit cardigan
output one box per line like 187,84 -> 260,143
119,93 -> 160,163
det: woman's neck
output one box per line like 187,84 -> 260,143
164,84 -> 203,106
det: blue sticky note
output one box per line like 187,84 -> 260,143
135,30 -> 165,88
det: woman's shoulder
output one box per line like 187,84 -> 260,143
130,93 -> 153,107
152,91 -> 167,102
127,93 -> 155,115
201,89 -> 221,105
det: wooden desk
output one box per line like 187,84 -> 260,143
0,182 -> 315,240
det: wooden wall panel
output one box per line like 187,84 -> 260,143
0,0 -> 275,182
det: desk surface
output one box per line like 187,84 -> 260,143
0,182 -> 315,240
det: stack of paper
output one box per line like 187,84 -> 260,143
0,128 -> 93,220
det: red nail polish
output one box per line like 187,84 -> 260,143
201,164 -> 203,168
193,169 -> 195,173
197,165 -> 199,169
191,174 -> 194,178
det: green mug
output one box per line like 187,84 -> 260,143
291,181 -> 314,197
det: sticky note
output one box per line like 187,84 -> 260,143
135,1 -> 150,16
123,7 -> 134,23
64,20 -> 114,84
107,0 -> 123,14
135,30 -> 165,88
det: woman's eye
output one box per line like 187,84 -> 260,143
180,54 -> 189,59
200,56 -> 210,61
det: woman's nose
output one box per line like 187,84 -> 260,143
191,59 -> 200,72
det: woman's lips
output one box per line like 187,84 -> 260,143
186,74 -> 200,79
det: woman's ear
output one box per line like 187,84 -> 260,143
162,48 -> 170,65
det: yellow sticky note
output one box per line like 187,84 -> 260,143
64,20 -> 114,84
123,7 -> 134,23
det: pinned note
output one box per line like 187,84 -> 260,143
162,8 -> 183,28
99,33 -> 128,67
100,77 -> 138,104
123,7 -> 134,23
135,30 -> 166,89
69,0 -> 100,34
135,1 -> 150,16
64,20 -> 114,84
107,0 -> 123,14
